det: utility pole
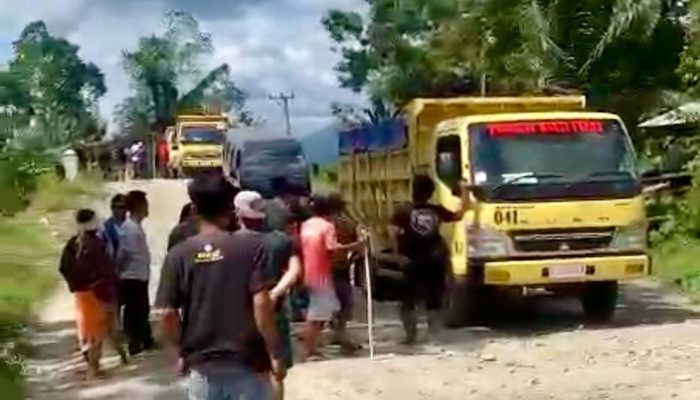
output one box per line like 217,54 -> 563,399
269,92 -> 295,136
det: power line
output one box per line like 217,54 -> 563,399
269,92 -> 295,136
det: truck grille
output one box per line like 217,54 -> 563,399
509,227 -> 615,253
185,152 -> 220,160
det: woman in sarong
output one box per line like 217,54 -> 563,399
59,209 -> 119,378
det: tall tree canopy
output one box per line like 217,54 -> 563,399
0,21 -> 106,148
324,0 -> 685,131
116,10 -> 249,135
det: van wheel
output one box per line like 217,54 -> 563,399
581,281 -> 619,323
444,281 -> 492,328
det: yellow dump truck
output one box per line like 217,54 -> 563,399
339,96 -> 650,325
170,114 -> 228,176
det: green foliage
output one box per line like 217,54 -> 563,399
116,10 -> 249,135
323,0 -> 684,132
30,174 -> 103,213
3,21 -> 106,147
652,235 -> 700,301
331,96 -> 394,127
0,149 -> 53,215
0,211 -> 62,399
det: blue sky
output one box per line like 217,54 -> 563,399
0,0 -> 365,135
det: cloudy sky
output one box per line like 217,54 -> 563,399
0,0 -> 366,136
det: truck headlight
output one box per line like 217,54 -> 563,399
610,222 -> 647,251
468,225 -> 512,258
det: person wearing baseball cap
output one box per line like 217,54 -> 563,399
235,190 -> 302,400
157,176 -> 283,400
235,191 -> 267,222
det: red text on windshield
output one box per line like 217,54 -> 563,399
486,120 -> 604,136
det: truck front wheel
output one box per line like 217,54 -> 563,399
444,281 -> 493,328
581,281 -> 619,323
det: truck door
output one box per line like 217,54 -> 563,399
434,134 -> 469,278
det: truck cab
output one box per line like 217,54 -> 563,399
434,112 -> 648,324
174,115 -> 228,175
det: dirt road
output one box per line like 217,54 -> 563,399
27,179 -> 700,400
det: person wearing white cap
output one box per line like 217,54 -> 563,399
157,177 -> 283,400
235,190 -> 302,400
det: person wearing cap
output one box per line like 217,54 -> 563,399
60,209 -> 120,378
157,176 -> 283,400
236,190 -> 302,400
300,195 -> 362,360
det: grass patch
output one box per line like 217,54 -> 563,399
0,173 -> 103,399
31,173 -> 103,213
0,213 -> 60,399
652,235 -> 700,302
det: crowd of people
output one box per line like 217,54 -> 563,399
58,173 -> 466,400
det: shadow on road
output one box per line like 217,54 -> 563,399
480,280 -> 700,337
356,280 -> 700,348
27,318 -> 187,400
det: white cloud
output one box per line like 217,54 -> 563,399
0,0 -> 367,135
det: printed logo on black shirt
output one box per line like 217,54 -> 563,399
194,244 -> 224,264
409,208 -> 440,238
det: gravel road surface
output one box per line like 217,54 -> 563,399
26,179 -> 700,400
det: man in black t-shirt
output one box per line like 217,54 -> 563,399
390,175 -> 470,344
156,176 -> 283,400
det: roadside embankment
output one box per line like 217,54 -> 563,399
0,174 -> 103,399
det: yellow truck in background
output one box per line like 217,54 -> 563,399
339,96 -> 650,326
168,114 -> 229,176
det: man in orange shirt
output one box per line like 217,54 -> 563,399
156,138 -> 170,178
299,195 -> 360,360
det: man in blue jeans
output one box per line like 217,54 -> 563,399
157,175 -> 284,400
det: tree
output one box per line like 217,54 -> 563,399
331,96 -> 394,128
2,21 -> 106,148
323,0 -> 684,132
116,11 -> 250,135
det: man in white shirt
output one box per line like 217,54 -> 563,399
117,190 -> 155,355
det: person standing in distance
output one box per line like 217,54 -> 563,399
389,175 -> 470,344
157,176 -> 283,400
116,190 -> 154,355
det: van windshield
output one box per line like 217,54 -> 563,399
469,119 -> 640,202
181,128 -> 225,144
242,140 -> 304,164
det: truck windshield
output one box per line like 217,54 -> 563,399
181,128 -> 225,144
468,119 -> 640,202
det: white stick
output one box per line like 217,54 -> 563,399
362,229 -> 375,360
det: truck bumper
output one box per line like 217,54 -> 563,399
470,254 -> 650,286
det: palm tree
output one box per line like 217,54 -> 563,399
116,11 -> 247,136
